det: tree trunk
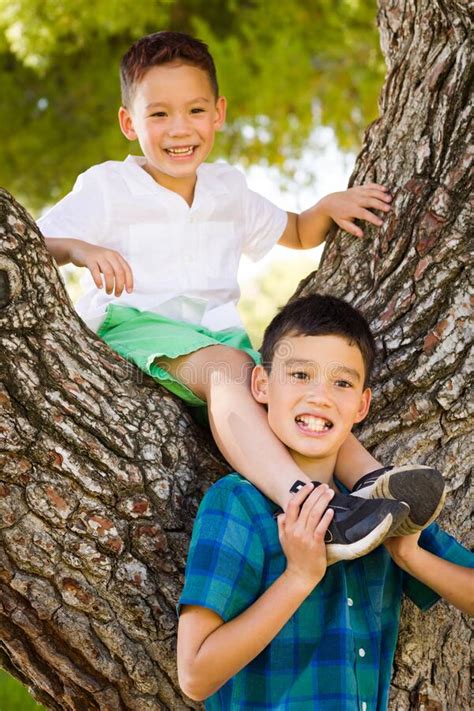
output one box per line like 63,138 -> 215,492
298,1 -> 472,708
0,206 -> 229,710
0,1 -> 471,709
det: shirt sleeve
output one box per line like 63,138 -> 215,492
403,523 -> 474,611
241,184 -> 288,262
178,479 -> 266,622
37,168 -> 107,244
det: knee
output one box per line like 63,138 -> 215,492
204,346 -> 255,389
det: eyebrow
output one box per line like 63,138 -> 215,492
145,97 -> 211,109
283,358 -> 361,382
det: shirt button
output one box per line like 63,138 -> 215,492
358,648 -> 366,657
362,703 -> 367,711
347,597 -> 354,606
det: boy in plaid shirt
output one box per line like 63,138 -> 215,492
177,294 -> 473,710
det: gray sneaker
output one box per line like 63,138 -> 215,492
289,480 -> 410,565
350,465 -> 446,536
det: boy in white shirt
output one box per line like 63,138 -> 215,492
40,31 -> 445,560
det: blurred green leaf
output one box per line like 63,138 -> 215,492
0,0 -> 383,212
239,253 -> 321,348
0,670 -> 45,710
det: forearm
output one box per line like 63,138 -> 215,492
394,546 -> 474,615
180,571 -> 313,700
44,237 -> 78,266
334,433 -> 381,488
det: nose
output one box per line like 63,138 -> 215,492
304,381 -> 332,407
168,114 -> 192,137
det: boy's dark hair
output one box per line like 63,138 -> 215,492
260,294 -> 376,387
120,31 -> 219,108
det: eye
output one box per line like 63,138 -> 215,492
290,371 -> 309,381
335,379 -> 352,388
190,107 -> 205,114
150,111 -> 167,118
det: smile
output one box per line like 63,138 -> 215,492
295,415 -> 333,433
165,146 -> 196,157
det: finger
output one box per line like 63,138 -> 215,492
359,197 -> 392,213
369,189 -> 392,202
118,255 -> 134,293
89,263 -> 103,289
277,513 -> 286,540
285,483 -> 315,526
106,255 -> 126,296
100,262 -> 116,295
354,208 -> 384,227
304,488 -> 334,533
338,219 -> 364,238
298,484 -> 331,529
314,507 -> 334,541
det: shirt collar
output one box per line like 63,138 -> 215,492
122,155 -> 165,196
195,162 -> 230,199
122,155 -> 230,201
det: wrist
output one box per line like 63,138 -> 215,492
386,538 -> 421,572
313,194 -> 333,219
281,567 -> 321,597
67,238 -> 84,265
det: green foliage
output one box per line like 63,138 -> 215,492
0,0 -> 383,212
0,670 -> 45,710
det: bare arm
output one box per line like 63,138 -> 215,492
384,534 -> 474,615
44,237 -> 134,296
278,184 -> 392,249
177,484 -> 334,701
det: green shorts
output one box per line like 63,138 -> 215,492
98,304 -> 261,417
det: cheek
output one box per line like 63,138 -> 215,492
332,391 -> 357,412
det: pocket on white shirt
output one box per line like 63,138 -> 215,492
199,222 -> 240,282
128,223 -> 180,293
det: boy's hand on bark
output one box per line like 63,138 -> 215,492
68,239 -> 134,296
319,183 -> 392,238
278,483 -> 334,590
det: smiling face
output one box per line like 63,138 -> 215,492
118,61 -> 226,200
252,334 -> 371,479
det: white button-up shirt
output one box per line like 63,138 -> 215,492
38,155 -> 288,332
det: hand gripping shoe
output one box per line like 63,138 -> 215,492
289,480 -> 410,566
350,465 -> 446,536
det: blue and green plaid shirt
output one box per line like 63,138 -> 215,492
179,474 -> 473,710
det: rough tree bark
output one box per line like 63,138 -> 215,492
300,1 -> 473,708
0,1 -> 472,710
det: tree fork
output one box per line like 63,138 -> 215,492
1,0 -> 472,709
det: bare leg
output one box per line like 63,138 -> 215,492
156,346 -> 310,509
334,433 -> 381,490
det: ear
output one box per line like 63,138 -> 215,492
214,96 -> 227,131
354,387 -> 372,423
251,364 -> 269,404
118,106 -> 138,141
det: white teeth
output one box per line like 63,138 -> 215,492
166,146 -> 194,155
296,415 -> 332,432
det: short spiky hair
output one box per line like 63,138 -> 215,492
120,31 -> 219,108
260,294 -> 377,387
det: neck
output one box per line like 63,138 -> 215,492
142,163 -> 197,206
290,450 -> 337,489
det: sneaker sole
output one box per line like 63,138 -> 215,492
352,465 -> 446,535
326,507 -> 406,566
